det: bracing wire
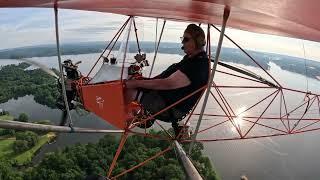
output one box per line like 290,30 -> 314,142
149,18 -> 158,78
155,18 -> 158,56
302,40 -> 309,93
148,19 -> 166,77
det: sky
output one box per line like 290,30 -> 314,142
1,8 -> 320,61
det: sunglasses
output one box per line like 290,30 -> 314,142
180,36 -> 191,43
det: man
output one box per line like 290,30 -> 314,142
125,24 -> 209,133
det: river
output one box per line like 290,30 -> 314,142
1,52 -> 320,180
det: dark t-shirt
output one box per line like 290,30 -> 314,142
154,51 -> 209,112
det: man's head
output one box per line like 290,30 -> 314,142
181,24 -> 206,55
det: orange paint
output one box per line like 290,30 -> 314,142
81,81 -> 128,129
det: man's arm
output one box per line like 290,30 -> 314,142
126,70 -> 191,90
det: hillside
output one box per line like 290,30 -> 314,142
1,41 -> 320,80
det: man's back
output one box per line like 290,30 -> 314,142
157,51 -> 209,113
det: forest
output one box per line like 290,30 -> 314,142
0,63 -> 59,108
0,130 -> 219,180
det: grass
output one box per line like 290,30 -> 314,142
0,138 -> 15,158
0,132 -> 56,165
0,115 -> 14,121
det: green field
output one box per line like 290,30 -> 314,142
0,138 -> 15,157
0,115 -> 56,165
0,115 -> 14,121
0,132 -> 56,165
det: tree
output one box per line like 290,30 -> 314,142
0,129 -> 15,136
157,164 -> 185,180
17,113 -> 28,122
13,140 -> 29,154
3,129 -> 15,136
3,110 -> 10,115
23,131 -> 218,180
0,63 -> 59,107
15,131 -> 39,148
24,152 -> 85,180
0,160 -> 23,180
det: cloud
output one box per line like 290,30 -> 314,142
0,8 -> 53,32
1,8 -> 320,61
65,26 -> 118,34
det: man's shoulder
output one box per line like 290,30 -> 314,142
179,52 -> 209,69
194,52 -> 209,64
189,51 -> 208,62
196,51 -> 208,59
